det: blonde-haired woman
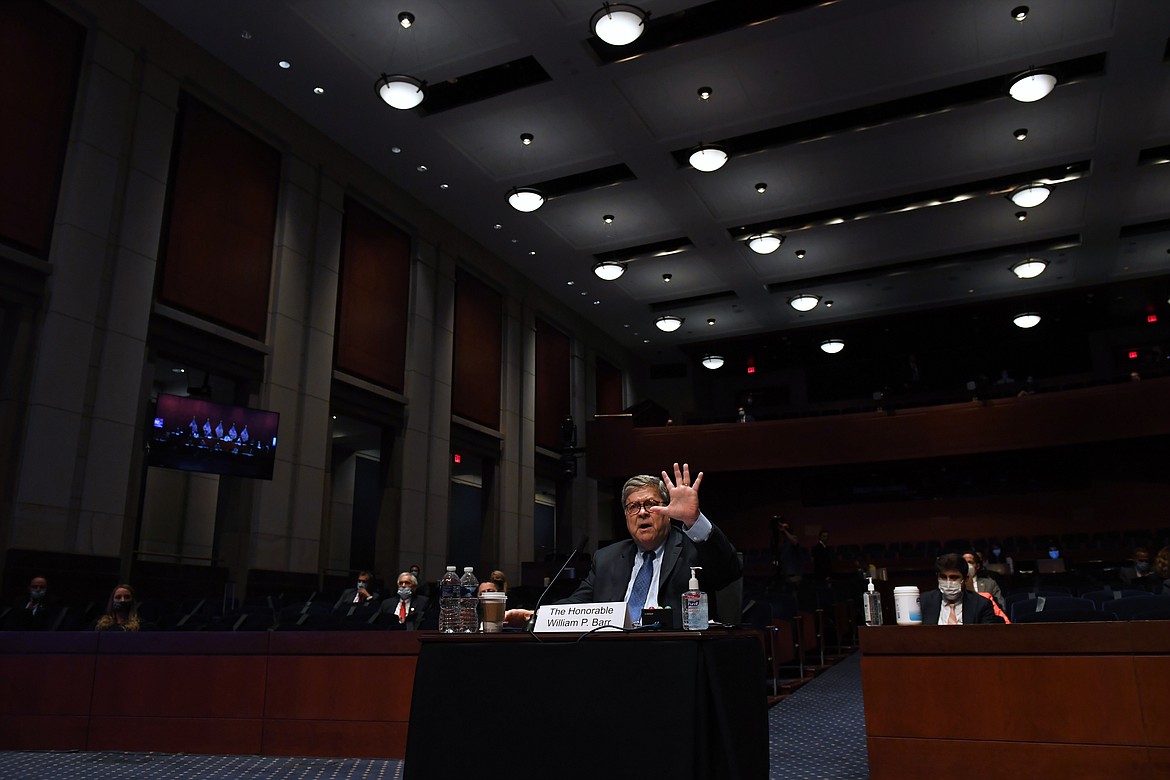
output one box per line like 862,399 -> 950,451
93,583 -> 141,632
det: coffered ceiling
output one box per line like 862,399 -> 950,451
135,0 -> 1170,375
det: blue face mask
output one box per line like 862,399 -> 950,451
1135,561 -> 1150,572
1048,550 -> 1060,560
991,548 -> 1001,557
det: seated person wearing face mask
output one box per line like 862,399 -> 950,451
1120,548 -> 1153,585
382,572 -> 429,629
334,571 -> 380,613
920,553 -> 1004,625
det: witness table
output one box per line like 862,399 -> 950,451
404,630 -> 767,780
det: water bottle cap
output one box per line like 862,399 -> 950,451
446,565 -> 457,572
463,567 -> 473,573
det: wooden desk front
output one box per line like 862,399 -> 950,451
859,623 -> 1170,779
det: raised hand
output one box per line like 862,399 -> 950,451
652,462 -> 703,527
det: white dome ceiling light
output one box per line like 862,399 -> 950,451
1009,70 -> 1057,102
746,233 -> 783,254
788,294 -> 821,312
655,315 -> 684,332
1011,258 -> 1048,279
820,339 -> 845,354
507,187 -> 545,213
593,261 -> 625,281
591,3 -> 647,46
689,145 -> 728,172
376,74 -> 425,110
1009,183 -> 1051,208
1013,312 -> 1042,329
702,355 -> 725,370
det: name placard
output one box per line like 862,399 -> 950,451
533,601 -> 629,633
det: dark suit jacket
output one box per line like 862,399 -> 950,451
558,522 -> 742,622
381,594 -> 430,630
333,588 -> 379,612
920,589 -> 1004,624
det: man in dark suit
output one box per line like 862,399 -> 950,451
512,463 -> 742,626
920,553 -> 1004,625
333,570 -> 380,614
381,571 -> 430,629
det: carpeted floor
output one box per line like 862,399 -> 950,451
0,652 -> 869,780
768,652 -> 869,780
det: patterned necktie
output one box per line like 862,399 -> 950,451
947,603 -> 958,624
398,600 -> 407,621
628,551 -> 656,623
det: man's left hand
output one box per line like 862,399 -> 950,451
652,462 -> 703,528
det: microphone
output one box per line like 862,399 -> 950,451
528,535 -> 589,631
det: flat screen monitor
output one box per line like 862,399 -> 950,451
148,393 -> 279,480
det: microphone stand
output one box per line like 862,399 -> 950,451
527,536 -> 588,632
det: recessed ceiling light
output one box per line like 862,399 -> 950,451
707,318 -> 715,326
313,86 -> 325,94
697,86 -> 712,100
391,146 -> 402,154
1015,211 -> 1027,221
439,183 -> 449,189
603,214 -> 614,223
593,300 -> 601,305
755,182 -> 767,193
795,249 -> 806,259
1014,128 -> 1028,141
171,367 -> 186,373
528,250 -> 536,256
493,224 -> 502,230
824,300 -> 834,308
655,315 -> 684,332
662,273 -> 672,282
278,60 -> 291,69
567,281 -> 575,285
398,11 -> 415,28
416,165 -> 427,172
520,133 -> 534,146
1011,6 -> 1029,22
240,30 -> 252,40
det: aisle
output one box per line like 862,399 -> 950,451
767,651 -> 869,780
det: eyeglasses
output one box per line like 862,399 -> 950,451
624,500 -> 662,515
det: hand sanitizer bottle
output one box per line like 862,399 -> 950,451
863,575 -> 883,626
683,566 -> 708,630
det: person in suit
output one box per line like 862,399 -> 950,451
812,530 -> 833,580
4,575 -> 63,631
1119,547 -> 1154,585
962,550 -> 1005,611
920,553 -> 1004,625
381,571 -> 429,629
333,571 -> 380,613
508,463 -> 742,626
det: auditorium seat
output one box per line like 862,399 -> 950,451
1081,589 -> 1153,606
1012,608 -> 1115,623
1010,596 -> 1094,623
1104,595 -> 1170,620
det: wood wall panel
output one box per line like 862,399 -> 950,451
535,318 -> 570,451
861,624 -> 1170,778
157,94 -> 281,339
451,269 -> 501,429
262,719 -> 408,759
91,655 -> 268,718
0,1 -> 84,256
0,654 -> 95,716
586,378 -> 1170,478
0,715 -> 89,751
264,655 -> 416,720
862,655 -> 1142,744
335,198 -> 410,391
1135,656 -> 1170,747
866,738 -> 1151,780
596,356 -> 623,415
87,716 -> 264,754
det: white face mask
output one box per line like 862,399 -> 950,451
938,580 -> 963,601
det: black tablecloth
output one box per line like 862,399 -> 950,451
404,630 -> 767,779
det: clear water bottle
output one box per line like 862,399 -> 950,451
439,566 -> 461,633
459,567 -> 479,633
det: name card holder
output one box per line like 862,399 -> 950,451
533,601 -> 630,633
